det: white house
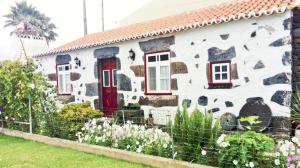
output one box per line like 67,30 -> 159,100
35,0 -> 299,131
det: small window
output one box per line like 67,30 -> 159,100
103,70 -> 110,87
112,69 -> 117,87
57,64 -> 71,94
211,62 -> 231,84
145,51 -> 171,94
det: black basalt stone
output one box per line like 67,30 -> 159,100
271,90 -> 292,107
253,60 -> 265,69
94,47 -> 119,59
225,101 -> 234,107
56,54 -> 71,64
198,96 -> 208,106
182,99 -> 192,108
139,36 -> 174,53
246,97 -> 264,103
282,51 -> 291,66
269,36 -> 291,47
251,31 -> 256,38
210,108 -> 220,113
263,72 -> 291,85
85,83 -> 99,97
117,74 -> 132,91
283,18 -> 291,30
208,46 -> 236,62
244,77 -> 250,83
220,34 -> 229,40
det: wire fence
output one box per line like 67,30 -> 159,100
0,112 -> 297,167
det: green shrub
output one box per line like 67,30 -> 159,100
168,104 -> 220,165
218,131 -> 275,168
43,102 -> 103,140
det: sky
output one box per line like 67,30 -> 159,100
0,0 -> 151,60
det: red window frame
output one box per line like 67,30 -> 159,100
56,63 -> 72,95
144,50 -> 172,95
208,60 -> 232,87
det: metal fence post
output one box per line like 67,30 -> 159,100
29,95 -> 32,134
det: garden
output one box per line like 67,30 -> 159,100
1,60 -> 300,168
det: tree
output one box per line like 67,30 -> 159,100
3,1 -> 58,46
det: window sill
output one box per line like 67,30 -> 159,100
208,83 -> 232,89
144,92 -> 172,96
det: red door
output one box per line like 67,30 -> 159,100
100,58 -> 118,117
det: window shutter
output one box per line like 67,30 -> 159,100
206,63 -> 211,82
231,63 -> 239,79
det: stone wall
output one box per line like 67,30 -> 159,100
37,12 -> 293,127
292,9 -> 300,93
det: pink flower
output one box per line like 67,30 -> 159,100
288,156 -> 293,162
288,164 -> 295,168
292,156 -> 298,161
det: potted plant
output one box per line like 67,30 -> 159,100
291,92 -> 300,137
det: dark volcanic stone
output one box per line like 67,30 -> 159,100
132,96 -> 137,100
198,96 -> 208,106
220,34 -> 229,40
194,54 -> 200,58
271,116 -> 291,133
94,47 -> 119,59
282,51 -> 291,66
210,108 -> 220,113
243,45 -> 249,51
269,36 -> 291,47
182,99 -> 192,108
48,73 -> 56,81
208,46 -> 236,62
138,95 -> 178,107
220,113 -> 237,131
253,60 -> 265,69
251,31 -> 256,38
85,83 -> 99,97
246,97 -> 264,103
171,79 -> 178,90
244,77 -> 250,83
225,101 -> 234,107
56,54 -> 71,64
283,18 -> 291,30
71,72 -> 81,81
271,90 -> 292,107
263,72 -> 291,85
139,36 -> 174,53
130,65 -> 144,77
117,74 -> 132,91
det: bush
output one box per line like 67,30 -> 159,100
168,105 -> 220,165
217,131 -> 276,168
43,102 -> 103,140
77,119 -> 173,158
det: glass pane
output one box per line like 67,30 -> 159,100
65,66 -> 69,71
58,67 -> 63,71
65,74 -> 71,93
58,74 -> 64,93
148,56 -> 156,62
222,73 -> 228,80
215,74 -> 221,80
160,66 -> 169,78
215,66 -> 220,72
103,71 -> 110,87
148,67 -> 156,91
222,65 -> 227,72
113,70 -> 117,86
160,54 -> 169,61
160,79 -> 169,91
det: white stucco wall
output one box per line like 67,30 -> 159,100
37,12 -> 292,125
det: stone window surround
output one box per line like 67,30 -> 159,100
56,63 -> 72,95
209,60 -> 232,87
144,50 -> 172,95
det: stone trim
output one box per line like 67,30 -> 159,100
0,128 -> 215,168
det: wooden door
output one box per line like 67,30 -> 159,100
100,58 -> 118,116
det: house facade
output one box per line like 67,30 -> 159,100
35,0 -> 299,129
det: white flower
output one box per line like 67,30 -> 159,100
136,141 -> 140,145
114,143 -> 118,148
217,134 -> 226,145
126,145 -> 131,149
29,83 -> 35,89
249,162 -> 254,168
245,163 -> 249,167
275,152 -> 280,157
274,159 -> 280,166
201,150 -> 207,156
163,144 -> 168,149
220,142 -> 230,148
5,116 -> 8,120
292,137 -> 298,144
233,160 -> 238,165
136,146 -> 142,153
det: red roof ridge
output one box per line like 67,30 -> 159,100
35,0 -> 296,57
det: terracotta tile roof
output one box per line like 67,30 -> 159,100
36,0 -> 296,57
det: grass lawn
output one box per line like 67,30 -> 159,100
0,134 -> 150,168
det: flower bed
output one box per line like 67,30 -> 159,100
76,119 -> 173,158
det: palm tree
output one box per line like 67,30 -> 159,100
3,1 -> 58,46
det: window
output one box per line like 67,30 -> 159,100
57,64 -> 71,94
145,51 -> 171,94
112,69 -> 117,87
210,62 -> 231,84
102,70 -> 110,87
